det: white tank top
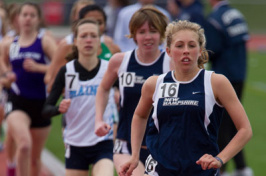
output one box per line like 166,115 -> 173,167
64,60 -> 114,146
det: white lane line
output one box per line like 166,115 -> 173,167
251,81 -> 266,93
41,148 -> 65,176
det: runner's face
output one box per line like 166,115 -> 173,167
135,21 -> 161,52
167,30 -> 201,71
19,5 -> 39,32
76,23 -> 100,57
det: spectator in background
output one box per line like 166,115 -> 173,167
104,0 -> 130,37
167,0 -> 205,28
205,0 -> 253,176
113,0 -> 172,52
167,0 -> 181,20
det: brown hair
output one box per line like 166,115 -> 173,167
19,2 -> 45,29
70,0 -> 95,23
165,20 -> 208,69
19,2 -> 42,19
128,5 -> 169,44
7,3 -> 19,26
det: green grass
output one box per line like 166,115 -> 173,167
219,51 -> 266,175
45,114 -> 65,161
240,52 -> 266,175
45,51 -> 266,175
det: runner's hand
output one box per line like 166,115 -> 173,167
95,121 -> 111,136
59,99 -> 71,113
119,158 -> 139,176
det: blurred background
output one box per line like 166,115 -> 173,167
4,0 -> 266,34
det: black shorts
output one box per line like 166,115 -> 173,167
65,140 -> 113,170
7,93 -> 51,128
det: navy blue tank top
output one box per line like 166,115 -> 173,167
147,70 -> 224,175
117,49 -> 170,145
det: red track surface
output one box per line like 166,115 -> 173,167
0,147 -> 54,176
247,34 -> 266,52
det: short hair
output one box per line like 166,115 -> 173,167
128,5 -> 169,44
165,20 -> 208,69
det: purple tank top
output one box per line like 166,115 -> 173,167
9,33 -> 48,99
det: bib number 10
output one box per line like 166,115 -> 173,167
119,72 -> 135,87
159,83 -> 178,98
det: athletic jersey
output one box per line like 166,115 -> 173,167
9,32 -> 49,99
147,69 -> 224,175
98,43 -> 112,61
64,60 -> 114,147
117,49 -> 170,145
177,0 -> 205,28
64,33 -> 74,45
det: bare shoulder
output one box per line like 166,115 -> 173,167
44,29 -> 54,38
1,36 -> 13,47
42,34 -> 58,57
211,73 -> 230,89
103,35 -> 121,54
42,34 -> 56,44
103,35 -> 113,44
211,73 -> 232,101
56,37 -> 71,47
108,52 -> 125,67
51,38 -> 72,52
142,76 -> 158,94
0,37 -> 13,55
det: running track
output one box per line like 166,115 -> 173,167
0,149 -> 53,176
0,33 -> 265,176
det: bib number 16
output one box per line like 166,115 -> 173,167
159,83 -> 178,98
